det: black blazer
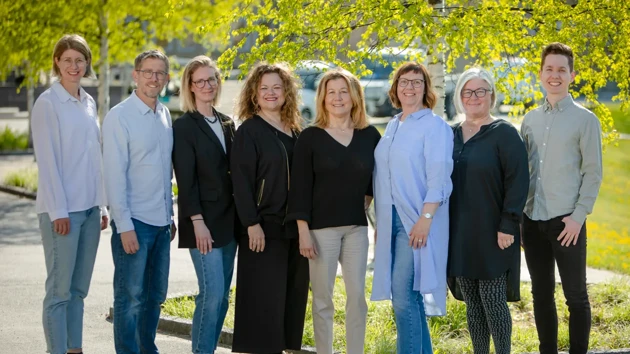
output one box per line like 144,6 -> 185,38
172,109 -> 238,249
230,115 -> 298,237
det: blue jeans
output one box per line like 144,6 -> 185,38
111,218 -> 171,354
39,206 -> 101,354
189,240 -> 237,354
391,206 -> 433,354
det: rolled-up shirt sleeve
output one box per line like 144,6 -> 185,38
31,97 -> 68,221
423,120 -> 454,204
102,110 -> 134,233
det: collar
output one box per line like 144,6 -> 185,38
543,95 -> 573,113
395,107 -> 432,121
51,81 -> 87,104
129,90 -> 163,115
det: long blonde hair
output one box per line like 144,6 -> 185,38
180,56 -> 222,112
313,68 -> 369,129
235,62 -> 302,132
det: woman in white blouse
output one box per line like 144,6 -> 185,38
31,34 -> 108,354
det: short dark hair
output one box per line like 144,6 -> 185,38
541,42 -> 574,72
388,62 -> 437,110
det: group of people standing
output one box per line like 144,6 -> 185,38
32,32 -> 602,354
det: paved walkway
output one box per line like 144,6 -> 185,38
0,191 -> 231,353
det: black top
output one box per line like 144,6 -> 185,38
261,119 -> 296,169
447,119 -> 529,302
287,126 -> 381,230
172,109 -> 238,249
230,115 -> 299,239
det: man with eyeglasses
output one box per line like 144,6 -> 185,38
102,49 -> 176,354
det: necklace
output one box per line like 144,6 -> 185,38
263,117 -> 286,133
463,117 -> 492,132
204,114 -> 218,124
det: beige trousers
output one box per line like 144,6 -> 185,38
309,225 -> 369,354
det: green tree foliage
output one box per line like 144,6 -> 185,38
0,0 -> 234,118
214,0 -> 627,142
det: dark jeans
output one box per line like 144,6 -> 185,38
523,214 -> 590,354
111,219 -> 171,354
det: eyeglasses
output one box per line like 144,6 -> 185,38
136,70 -> 168,80
192,77 -> 218,88
398,78 -> 425,88
462,88 -> 492,98
60,57 -> 87,68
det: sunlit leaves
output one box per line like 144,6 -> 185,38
213,0 -> 628,143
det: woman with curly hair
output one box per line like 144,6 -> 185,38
230,62 -> 309,353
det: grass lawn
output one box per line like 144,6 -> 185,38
609,103 -> 630,134
162,275 -> 630,354
586,140 -> 630,274
2,167 -> 38,192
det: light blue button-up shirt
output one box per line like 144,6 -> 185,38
102,91 -> 174,233
371,108 -> 454,316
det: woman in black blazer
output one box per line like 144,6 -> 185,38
172,55 -> 237,354
230,63 -> 309,354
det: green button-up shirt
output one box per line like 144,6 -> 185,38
520,95 -> 603,225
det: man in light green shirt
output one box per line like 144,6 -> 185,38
521,42 -> 603,354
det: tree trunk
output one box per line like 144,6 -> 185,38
26,61 -> 35,150
428,47 -> 446,119
97,10 -> 110,124
429,0 -> 448,120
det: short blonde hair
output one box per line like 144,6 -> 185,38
313,68 -> 369,129
235,62 -> 302,132
453,67 -> 497,114
180,56 -> 222,113
134,50 -> 170,73
52,34 -> 94,78
388,61 -> 437,110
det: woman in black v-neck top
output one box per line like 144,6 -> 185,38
287,69 -> 380,354
230,63 -> 309,354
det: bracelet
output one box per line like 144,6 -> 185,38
191,218 -> 204,222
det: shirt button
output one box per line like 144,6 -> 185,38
543,143 -> 546,146
537,177 -> 541,180
546,127 -> 549,130
540,160 -> 543,163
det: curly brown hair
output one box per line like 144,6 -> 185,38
235,62 -> 302,132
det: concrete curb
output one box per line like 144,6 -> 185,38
0,183 -> 36,200
108,298 -> 321,354
524,351 -> 630,354
111,294 -> 630,354
0,149 -> 34,156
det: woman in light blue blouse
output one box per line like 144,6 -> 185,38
371,61 -> 454,353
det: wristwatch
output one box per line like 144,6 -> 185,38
422,212 -> 433,219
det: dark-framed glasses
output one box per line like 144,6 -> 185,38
136,69 -> 167,80
192,77 -> 218,88
398,78 -> 425,88
462,88 -> 492,98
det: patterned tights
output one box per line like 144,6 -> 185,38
457,274 -> 512,354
